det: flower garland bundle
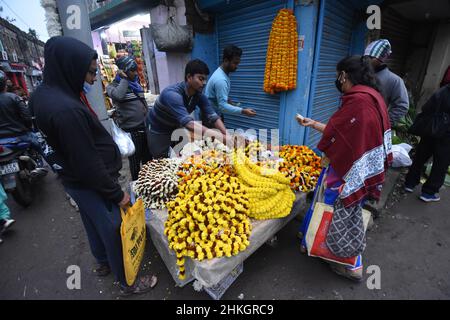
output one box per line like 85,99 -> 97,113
233,149 -> 295,220
278,145 -> 322,192
264,9 -> 298,94
165,171 -> 251,280
178,150 -> 235,185
134,159 -> 181,209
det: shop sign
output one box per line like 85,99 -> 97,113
298,35 -> 305,52
123,30 -> 140,38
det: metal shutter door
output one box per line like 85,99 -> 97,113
381,8 -> 412,77
306,0 -> 355,148
217,0 -> 286,131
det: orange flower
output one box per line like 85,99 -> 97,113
264,9 -> 298,94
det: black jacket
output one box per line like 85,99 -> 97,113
29,37 -> 124,204
0,92 -> 32,138
422,84 -> 450,115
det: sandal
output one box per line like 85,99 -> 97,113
93,264 -> 111,277
120,275 -> 158,297
300,245 -> 307,254
329,264 -> 363,282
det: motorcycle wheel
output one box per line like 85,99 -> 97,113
12,173 -> 33,207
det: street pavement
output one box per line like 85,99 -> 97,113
1,170 -> 449,300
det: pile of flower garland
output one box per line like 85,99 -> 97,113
134,159 -> 181,209
233,149 -> 295,220
263,9 -> 298,94
278,145 -> 322,193
177,150 -> 235,185
165,171 -> 251,280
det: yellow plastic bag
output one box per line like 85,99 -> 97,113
120,199 -> 146,286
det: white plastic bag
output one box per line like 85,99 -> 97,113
392,143 -> 412,168
110,120 -> 135,158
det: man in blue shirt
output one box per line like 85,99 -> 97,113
147,59 -> 228,158
202,45 -> 256,128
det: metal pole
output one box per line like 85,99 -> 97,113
55,0 -> 110,131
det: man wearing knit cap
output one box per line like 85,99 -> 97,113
107,56 -> 149,181
364,39 -> 409,126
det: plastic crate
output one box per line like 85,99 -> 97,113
204,263 -> 243,300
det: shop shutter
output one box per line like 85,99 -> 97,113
217,0 -> 286,131
380,8 -> 412,77
306,0 -> 356,148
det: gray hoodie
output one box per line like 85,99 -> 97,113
376,66 -> 409,126
106,78 -> 148,131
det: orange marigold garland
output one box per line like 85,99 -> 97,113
278,145 -> 321,193
264,9 -> 298,94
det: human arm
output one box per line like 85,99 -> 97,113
55,108 -> 125,205
16,95 -> 32,129
296,116 -> 326,133
106,77 -> 129,101
215,80 -> 243,115
388,78 -> 409,126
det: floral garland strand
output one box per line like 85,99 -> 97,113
264,9 -> 298,94
165,171 -> 251,280
233,149 -> 296,220
278,145 -> 322,193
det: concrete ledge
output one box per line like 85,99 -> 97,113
363,168 -> 403,216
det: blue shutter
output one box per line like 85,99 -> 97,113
217,0 -> 287,131
306,0 -> 356,148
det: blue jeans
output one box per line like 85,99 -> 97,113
65,187 -> 127,286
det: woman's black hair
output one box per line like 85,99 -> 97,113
337,55 -> 380,92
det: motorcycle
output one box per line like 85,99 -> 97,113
0,136 -> 48,207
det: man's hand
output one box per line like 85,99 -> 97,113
242,109 -> 257,117
119,192 -> 131,208
118,70 -> 128,79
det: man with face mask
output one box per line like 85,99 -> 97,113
364,39 -> 409,127
107,56 -> 149,181
200,45 -> 256,128
30,37 -> 157,296
146,59 -> 229,159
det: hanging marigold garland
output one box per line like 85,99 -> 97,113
264,9 -> 298,94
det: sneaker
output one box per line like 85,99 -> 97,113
93,264 -> 111,277
419,193 -> 440,202
0,219 -> 15,233
120,275 -> 158,297
329,263 -> 363,282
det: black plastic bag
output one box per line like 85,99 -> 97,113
150,16 -> 193,53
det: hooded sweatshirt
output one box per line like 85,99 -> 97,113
29,37 -> 123,204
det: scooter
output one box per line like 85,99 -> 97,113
0,137 -> 48,207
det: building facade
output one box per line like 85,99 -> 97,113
0,18 -> 45,96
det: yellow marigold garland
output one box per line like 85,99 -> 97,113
264,9 -> 298,94
233,149 -> 295,220
165,171 -> 251,280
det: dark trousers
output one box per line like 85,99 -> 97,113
64,187 -> 127,286
147,131 -> 171,159
405,136 -> 450,194
128,130 -> 151,181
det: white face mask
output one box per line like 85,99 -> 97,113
83,82 -> 93,94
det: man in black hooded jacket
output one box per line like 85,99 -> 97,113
30,37 -> 157,296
